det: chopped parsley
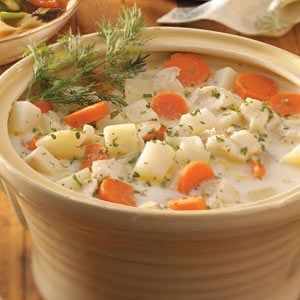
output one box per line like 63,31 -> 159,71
184,90 -> 191,98
190,109 -> 200,116
211,88 -> 220,99
72,174 -> 82,186
240,147 -> 248,156
216,135 -> 225,142
75,131 -> 81,139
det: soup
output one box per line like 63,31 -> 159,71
8,49 -> 300,211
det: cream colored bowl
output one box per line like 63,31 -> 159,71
0,28 -> 300,300
0,0 -> 79,66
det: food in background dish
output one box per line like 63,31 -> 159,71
0,0 -> 68,38
8,6 -> 300,211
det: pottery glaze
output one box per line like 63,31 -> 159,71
0,28 -> 300,300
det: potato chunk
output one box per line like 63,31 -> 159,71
36,129 -> 85,159
9,101 -> 41,134
104,123 -> 141,156
24,146 -> 63,175
208,67 -> 238,90
281,144 -> 300,167
134,141 -> 175,182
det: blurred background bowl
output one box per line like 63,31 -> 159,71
0,0 -> 79,66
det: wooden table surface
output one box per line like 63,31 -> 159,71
0,1 -> 299,299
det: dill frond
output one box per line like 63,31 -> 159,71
98,4 -> 149,91
59,33 -> 99,79
25,5 -> 149,107
97,92 -> 127,106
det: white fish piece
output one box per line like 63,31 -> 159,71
8,101 -> 41,135
125,77 -> 154,104
240,98 -> 269,132
96,111 -> 127,130
80,178 -> 99,196
123,99 -> 158,124
92,159 -> 131,181
81,124 -> 100,145
206,134 -> 245,162
188,86 -> 242,112
153,67 -> 184,95
137,121 -> 161,140
230,130 -> 262,157
175,137 -> 210,164
138,201 -> 162,209
179,108 -> 219,135
24,146 -> 63,175
134,141 -> 175,182
279,119 -> 300,141
218,109 -> 242,128
204,178 -> 241,209
207,67 -> 238,90
56,168 -> 91,191
40,112 -> 63,134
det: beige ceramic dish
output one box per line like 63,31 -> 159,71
0,0 -> 79,66
0,28 -> 300,300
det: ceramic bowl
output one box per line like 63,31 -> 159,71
0,28 -> 300,300
0,0 -> 79,66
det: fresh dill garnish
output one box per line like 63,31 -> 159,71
97,5 -> 149,91
97,92 -> 127,106
25,5 -> 149,107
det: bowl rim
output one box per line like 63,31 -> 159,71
0,0 -> 80,44
1,26 -> 300,220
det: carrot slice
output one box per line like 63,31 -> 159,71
250,160 -> 266,179
233,72 -> 278,101
163,53 -> 210,87
64,101 -> 110,128
98,178 -> 136,207
177,161 -> 215,194
143,125 -> 166,142
34,100 -> 53,113
168,196 -> 207,211
80,144 -> 108,169
151,91 -> 188,120
27,135 -> 40,151
269,93 -> 300,116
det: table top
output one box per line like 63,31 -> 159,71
0,1 -> 299,299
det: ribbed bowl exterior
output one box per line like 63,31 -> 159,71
3,183 -> 297,300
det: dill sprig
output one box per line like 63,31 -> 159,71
59,33 -> 99,79
97,92 -> 127,106
25,5 -> 149,107
98,4 -> 149,91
